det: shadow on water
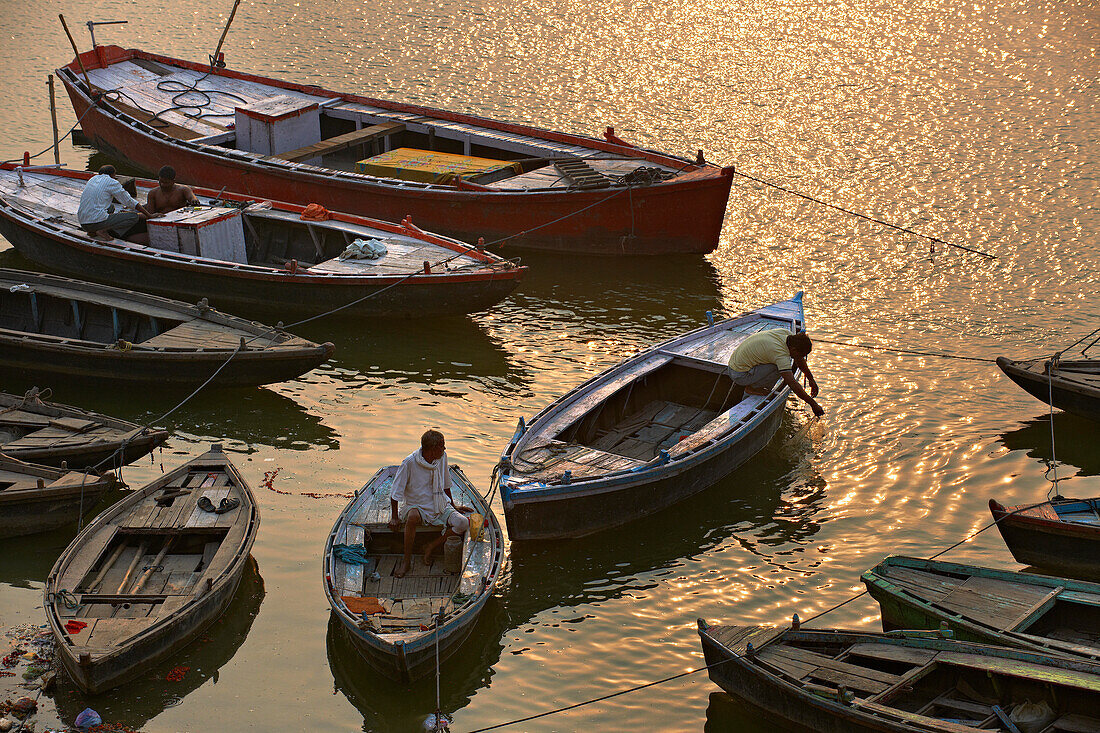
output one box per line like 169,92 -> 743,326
326,601 -> 510,733
998,412 -> 1100,477
705,691 -> 780,733
51,556 -> 266,731
497,251 -> 723,335
505,414 -> 828,623
295,315 -> 524,395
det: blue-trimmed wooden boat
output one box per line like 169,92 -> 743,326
496,293 -> 806,540
862,555 -> 1100,661
996,356 -> 1100,422
323,464 -> 504,682
990,496 -> 1100,579
697,621 -> 1100,732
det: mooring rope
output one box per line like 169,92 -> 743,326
731,168 -> 997,260
810,336 -> 998,363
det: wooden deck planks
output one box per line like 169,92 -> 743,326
937,576 -> 1056,629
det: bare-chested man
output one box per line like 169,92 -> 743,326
147,165 -> 198,215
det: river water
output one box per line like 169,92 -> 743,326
1,0 -> 1098,730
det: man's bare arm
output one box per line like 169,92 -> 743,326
781,371 -> 824,416
794,356 -> 819,398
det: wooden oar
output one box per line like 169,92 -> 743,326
130,537 -> 176,594
84,542 -> 127,593
114,540 -> 149,595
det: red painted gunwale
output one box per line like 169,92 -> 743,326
57,46 -> 734,255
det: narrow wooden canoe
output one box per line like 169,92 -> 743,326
0,454 -> 119,538
323,464 -> 505,682
45,445 -> 258,693
0,268 -> 333,387
997,356 -> 1100,422
497,294 -> 806,540
0,164 -> 525,318
697,621 -> 1100,732
862,555 -> 1100,661
989,496 -> 1100,579
0,388 -> 167,468
56,45 -> 733,256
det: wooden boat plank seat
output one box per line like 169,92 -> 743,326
936,652 -> 1100,693
846,643 -> 939,666
139,320 -> 258,350
880,565 -> 966,602
848,699 -> 984,733
274,122 -> 406,163
765,644 -> 902,694
937,576 -> 1056,629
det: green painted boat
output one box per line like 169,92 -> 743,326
862,555 -> 1100,663
698,621 -> 1100,733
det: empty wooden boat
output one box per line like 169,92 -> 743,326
989,496 -> 1100,579
57,45 -> 733,256
0,388 -> 167,469
0,454 -> 119,538
497,294 -> 806,540
0,164 -> 526,318
862,555 -> 1100,662
323,464 -> 504,682
45,444 -> 258,693
997,356 -> 1100,422
697,621 -> 1100,733
0,269 -> 333,387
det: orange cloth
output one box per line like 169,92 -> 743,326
341,596 -> 385,615
301,203 -> 332,221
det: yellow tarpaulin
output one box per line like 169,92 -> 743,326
354,147 -> 520,184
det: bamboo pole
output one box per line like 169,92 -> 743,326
130,537 -> 176,594
210,0 -> 243,71
58,14 -> 91,90
85,542 -> 127,593
48,75 -> 60,165
114,540 -> 149,594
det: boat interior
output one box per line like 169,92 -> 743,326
731,628 -> 1100,732
0,170 -> 490,274
0,410 -> 116,450
512,357 -> 751,482
0,285 -> 184,345
331,468 -> 494,635
876,564 -> 1100,648
76,58 -> 681,192
58,463 -> 244,629
1052,498 -> 1100,525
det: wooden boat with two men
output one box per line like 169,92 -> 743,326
697,621 -> 1100,733
0,388 -> 167,469
323,463 -> 505,682
989,496 -> 1100,580
997,356 -> 1100,422
0,453 -> 119,538
496,293 -> 806,540
0,163 -> 525,318
862,555 -> 1100,662
45,445 -> 258,693
57,44 -> 733,255
0,269 -> 333,387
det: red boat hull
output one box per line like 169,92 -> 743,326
59,47 -> 733,256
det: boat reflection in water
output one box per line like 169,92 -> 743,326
51,557 -> 265,731
506,413 -> 827,623
326,603 -> 510,731
998,411 -> 1100,477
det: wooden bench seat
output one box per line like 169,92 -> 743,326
274,122 -> 405,163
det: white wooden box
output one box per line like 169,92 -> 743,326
234,95 -> 320,157
147,207 -> 248,264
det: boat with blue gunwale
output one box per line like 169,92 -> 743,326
989,496 -> 1100,580
697,621 -> 1100,732
862,555 -> 1100,661
323,463 -> 504,682
496,293 -> 806,540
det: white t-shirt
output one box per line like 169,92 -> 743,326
77,174 -> 139,226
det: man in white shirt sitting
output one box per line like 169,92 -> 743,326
77,165 -> 153,243
388,430 -> 471,578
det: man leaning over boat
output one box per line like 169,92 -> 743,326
77,165 -> 154,244
388,430 -> 472,578
728,330 -> 825,416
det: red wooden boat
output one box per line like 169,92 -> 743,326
989,496 -> 1100,579
56,45 -> 733,256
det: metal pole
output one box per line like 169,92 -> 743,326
59,14 -> 92,90
48,75 -> 60,164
